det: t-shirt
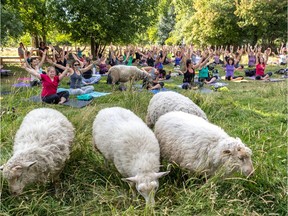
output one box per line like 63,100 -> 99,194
225,64 -> 235,77
199,66 -> 209,78
256,63 -> 265,76
40,74 -> 59,97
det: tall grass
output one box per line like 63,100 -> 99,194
0,63 -> 287,215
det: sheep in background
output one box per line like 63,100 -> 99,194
0,108 -> 74,195
107,65 -> 151,90
154,111 -> 254,177
93,107 -> 169,205
146,91 -> 208,128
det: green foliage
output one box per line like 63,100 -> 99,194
157,3 -> 176,45
0,4 -> 23,46
235,0 -> 287,45
49,0 -> 158,47
0,63 -> 287,215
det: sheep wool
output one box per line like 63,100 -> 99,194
146,91 -> 208,128
93,107 -> 169,205
107,65 -> 150,85
0,108 -> 74,195
154,111 -> 254,177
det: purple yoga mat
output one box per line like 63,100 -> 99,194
12,82 -> 31,87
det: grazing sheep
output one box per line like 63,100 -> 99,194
0,108 -> 74,195
146,91 -> 208,128
154,111 -> 254,177
93,107 -> 169,205
107,65 -> 151,90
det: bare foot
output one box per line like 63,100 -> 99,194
58,97 -> 67,104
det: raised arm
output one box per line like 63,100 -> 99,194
58,66 -> 70,81
47,58 -> 67,70
79,61 -> 97,73
264,48 -> 271,64
38,49 -> 47,68
24,65 -> 41,80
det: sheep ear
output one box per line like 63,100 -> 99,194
223,150 -> 232,155
122,176 -> 139,183
12,165 -> 23,171
154,171 -> 170,179
22,161 -> 37,168
0,165 -> 4,171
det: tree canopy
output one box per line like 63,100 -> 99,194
2,0 -> 287,50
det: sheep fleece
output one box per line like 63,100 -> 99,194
107,65 -> 148,84
93,107 -> 160,177
154,111 -> 253,176
146,91 -> 208,128
2,108 -> 74,191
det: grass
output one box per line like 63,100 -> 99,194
0,60 -> 287,215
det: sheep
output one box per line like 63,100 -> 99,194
154,111 -> 254,177
107,65 -> 151,90
92,107 -> 169,205
146,91 -> 208,128
0,108 -> 74,195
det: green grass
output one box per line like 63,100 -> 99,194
0,63 -> 287,215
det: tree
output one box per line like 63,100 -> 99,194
0,3 -> 23,46
5,0 -> 54,47
157,4 -> 176,45
235,0 -> 287,47
49,0 -> 158,57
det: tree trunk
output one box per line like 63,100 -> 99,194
91,37 -> 95,59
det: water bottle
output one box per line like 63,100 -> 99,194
93,66 -> 96,75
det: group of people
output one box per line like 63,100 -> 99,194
18,41 -> 287,104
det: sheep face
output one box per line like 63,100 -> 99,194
123,171 -> 169,205
0,161 -> 36,195
221,138 -> 254,177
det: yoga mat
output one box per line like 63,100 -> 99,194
208,82 -> 229,87
12,82 -> 31,87
28,96 -> 92,108
0,91 -> 11,95
267,78 -> 286,82
197,88 -> 214,94
0,69 -> 11,76
88,91 -> 111,98
57,88 -> 111,98
17,77 -> 32,81
150,88 -> 170,94
161,79 -> 174,82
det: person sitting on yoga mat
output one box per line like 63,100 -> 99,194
24,65 -> 70,104
255,48 -> 272,80
223,57 -> 244,81
49,59 -> 95,95
198,51 -> 217,84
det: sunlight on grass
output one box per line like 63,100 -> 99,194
0,63 -> 287,215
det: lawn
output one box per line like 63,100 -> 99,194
0,61 -> 287,215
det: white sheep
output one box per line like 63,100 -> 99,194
93,107 -> 169,205
146,91 -> 208,128
0,108 -> 74,195
107,65 -> 151,90
154,111 -> 254,177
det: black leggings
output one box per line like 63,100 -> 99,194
42,91 -> 69,104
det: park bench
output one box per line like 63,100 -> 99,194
0,55 -> 52,65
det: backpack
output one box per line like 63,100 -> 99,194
245,69 -> 256,77
77,94 -> 93,101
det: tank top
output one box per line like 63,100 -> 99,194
70,71 -> 82,89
